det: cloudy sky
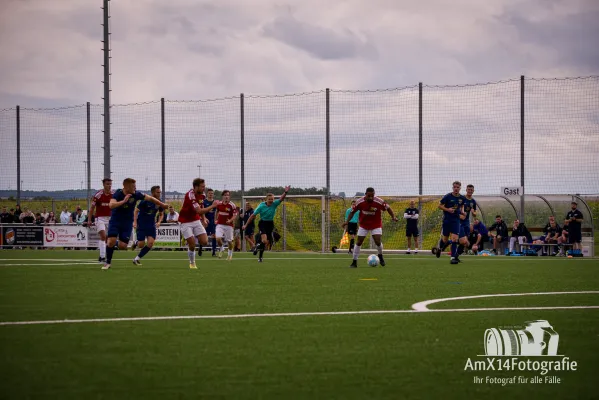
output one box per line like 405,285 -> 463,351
0,0 -> 598,196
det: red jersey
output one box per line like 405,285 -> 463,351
352,196 -> 389,230
178,189 -> 205,223
91,190 -> 114,217
215,202 -> 238,227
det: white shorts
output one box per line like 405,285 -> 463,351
357,227 -> 383,237
216,225 -> 234,243
180,220 -> 207,240
96,216 -> 111,232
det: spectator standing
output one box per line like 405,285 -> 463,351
20,208 -> 35,224
0,207 -> 11,223
566,202 -> 584,256
60,206 -> 71,224
488,215 -> 509,254
34,213 -> 45,225
41,207 -> 50,221
14,205 -> 22,221
165,206 -> 179,223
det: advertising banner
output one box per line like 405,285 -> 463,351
154,225 -> 182,247
43,225 -> 89,247
1,225 -> 44,246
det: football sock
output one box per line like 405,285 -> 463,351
228,249 -> 233,257
211,238 -> 217,254
99,241 -> 106,258
188,249 -> 195,263
106,246 -> 115,263
457,244 -> 465,256
350,238 -> 355,250
353,245 -> 361,261
138,246 -> 151,259
451,242 -> 458,258
376,243 -> 383,255
440,239 -> 449,251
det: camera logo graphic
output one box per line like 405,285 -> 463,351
484,320 -> 559,356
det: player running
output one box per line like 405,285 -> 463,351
343,187 -> 398,268
179,178 -> 220,269
455,184 -> 477,260
132,185 -> 164,266
202,188 -> 218,257
434,181 -> 468,265
242,186 -> 290,262
102,178 -> 168,270
214,190 -> 239,261
88,178 -> 114,263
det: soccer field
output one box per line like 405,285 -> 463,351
1,250 -> 598,399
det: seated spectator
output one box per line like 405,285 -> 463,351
19,207 -> 35,224
488,215 -> 508,254
509,219 -> 532,253
72,207 -> 85,225
473,218 -> 489,250
0,207 -> 12,223
45,211 -> 57,225
60,206 -> 71,225
70,205 -> 83,225
165,206 -> 179,223
34,213 -> 45,225
543,216 -> 561,256
557,219 -> 569,256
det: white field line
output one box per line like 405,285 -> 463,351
0,263 -> 99,266
1,292 -> 599,326
411,291 -> 599,311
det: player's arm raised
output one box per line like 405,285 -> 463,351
195,200 -> 220,215
143,193 -> 169,210
109,194 -> 132,209
279,186 -> 290,202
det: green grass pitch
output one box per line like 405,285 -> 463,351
1,250 -> 598,399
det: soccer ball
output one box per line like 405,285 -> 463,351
367,254 -> 379,267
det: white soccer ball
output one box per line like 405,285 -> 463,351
367,254 -> 379,267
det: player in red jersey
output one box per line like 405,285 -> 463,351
88,178 -> 114,263
214,190 -> 239,261
343,187 -> 398,268
179,178 -> 220,269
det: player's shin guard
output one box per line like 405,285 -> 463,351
106,245 -> 115,263
99,241 -> 106,258
138,246 -> 151,259
353,245 -> 361,261
451,242 -> 458,258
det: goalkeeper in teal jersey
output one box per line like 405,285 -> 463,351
242,186 -> 290,262
344,200 -> 360,253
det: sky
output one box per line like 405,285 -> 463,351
0,0 -> 598,196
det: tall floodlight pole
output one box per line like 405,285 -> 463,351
101,0 -> 111,179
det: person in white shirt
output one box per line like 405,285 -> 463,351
41,207 -> 50,221
165,206 -> 179,223
60,206 -> 71,225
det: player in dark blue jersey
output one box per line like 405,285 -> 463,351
403,200 -> 420,254
102,178 -> 168,270
456,184 -> 477,259
132,185 -> 164,266
202,188 -> 217,256
434,181 -> 468,265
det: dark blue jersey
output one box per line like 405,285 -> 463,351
439,193 -> 464,221
404,207 -> 419,229
203,199 -> 216,224
566,210 -> 583,231
462,196 -> 477,224
111,189 -> 145,223
243,208 -> 255,227
136,200 -> 162,228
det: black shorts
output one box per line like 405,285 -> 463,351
405,226 -> 419,237
244,226 -> 255,236
568,229 -> 582,244
259,220 -> 275,237
347,223 -> 358,235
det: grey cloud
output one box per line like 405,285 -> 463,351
262,15 -> 378,61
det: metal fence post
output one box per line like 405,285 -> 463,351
16,105 -> 21,204
86,102 -> 91,210
161,98 -> 166,202
520,75 -> 525,222
325,88 -> 330,253
418,82 -> 423,238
